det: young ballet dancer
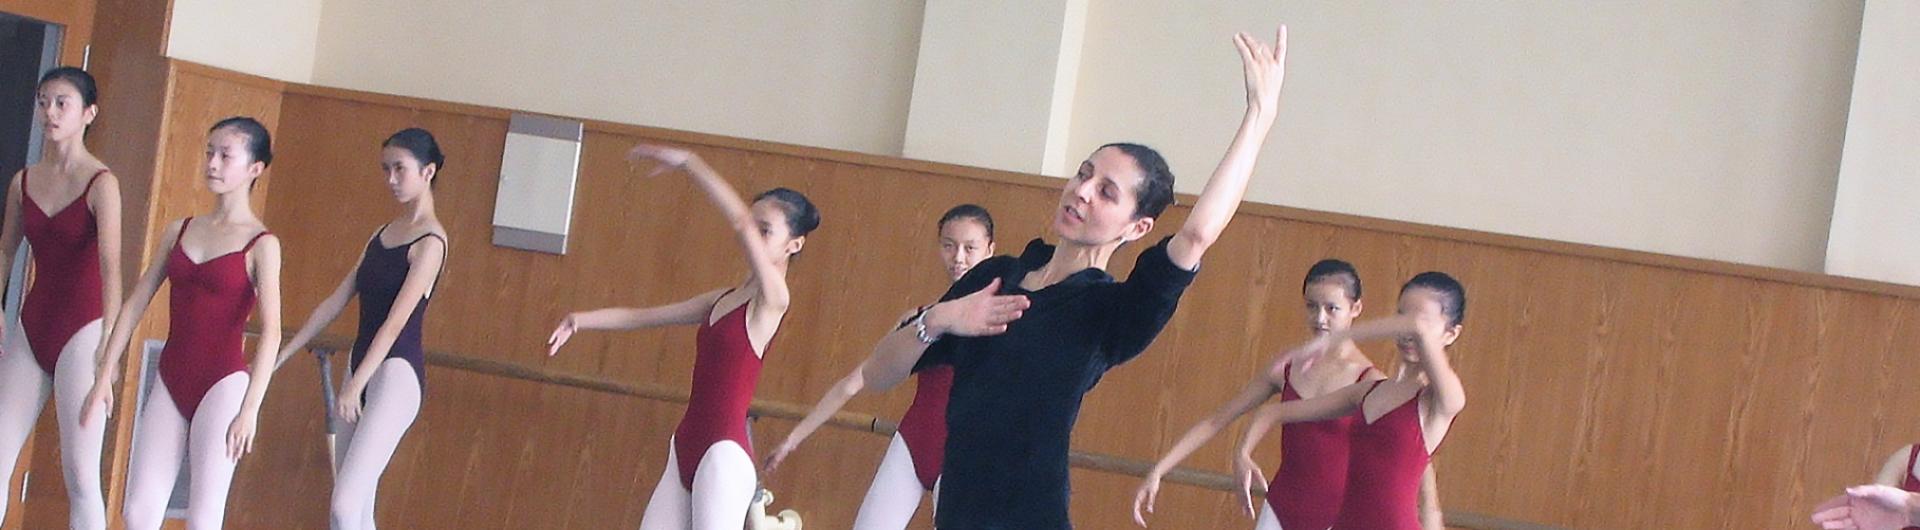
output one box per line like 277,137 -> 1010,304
855,26 -> 1290,528
0,66 -> 122,530
1140,272 -> 1467,530
84,116 -> 284,530
545,144 -> 820,530
763,204 -> 997,528
1124,259 -> 1384,528
275,128 -> 449,529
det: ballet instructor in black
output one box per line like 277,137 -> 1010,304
857,27 -> 1291,529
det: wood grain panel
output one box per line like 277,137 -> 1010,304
41,64 -> 1909,530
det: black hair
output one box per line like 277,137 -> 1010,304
1098,142 -> 1175,220
1303,259 -> 1361,302
210,116 -> 273,168
937,203 -> 994,241
38,66 -> 98,107
384,127 -> 445,186
1401,271 -> 1467,327
752,187 -> 820,238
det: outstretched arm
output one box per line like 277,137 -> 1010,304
860,278 -> 1028,391
1135,377 -> 1283,524
628,146 -> 789,316
1270,381 -> 1368,425
1166,27 -> 1288,270
275,250 -> 363,368
765,362 -> 869,474
546,288 -> 727,356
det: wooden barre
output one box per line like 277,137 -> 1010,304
281,334 -> 1563,530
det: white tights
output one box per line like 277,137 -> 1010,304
0,318 -> 106,529
121,371 -> 249,530
852,433 -> 939,530
636,437 -> 757,530
329,358 -> 420,530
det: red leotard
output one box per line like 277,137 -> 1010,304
19,168 -> 107,375
1333,380 -> 1441,530
897,364 -> 951,491
157,217 -> 266,420
671,294 -> 765,489
1265,362 -> 1368,529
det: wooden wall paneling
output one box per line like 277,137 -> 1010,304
202,73 -> 1920,529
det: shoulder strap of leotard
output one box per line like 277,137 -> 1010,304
1359,379 -> 1388,403
240,230 -> 272,253
1908,444 -> 1920,472
1354,367 -> 1371,383
80,169 -> 107,199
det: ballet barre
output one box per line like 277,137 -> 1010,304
274,332 -> 1565,530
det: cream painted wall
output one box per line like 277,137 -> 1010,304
176,0 -> 1869,272
902,0 -> 1087,176
1067,2 -> 1863,271
166,0 -> 324,82
308,0 -> 925,156
1824,0 -> 1920,284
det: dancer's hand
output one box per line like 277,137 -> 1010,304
226,410 -> 258,462
763,441 -> 797,475
1235,25 -> 1287,118
1132,473 -> 1163,527
547,314 -> 578,356
336,379 -> 366,424
627,144 -> 694,177
925,278 -> 1029,338
1813,486 -> 1918,530
79,377 -> 115,427
1233,453 -> 1268,518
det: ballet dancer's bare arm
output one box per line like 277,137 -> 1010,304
1233,402 -> 1282,508
80,219 -> 184,427
1814,486 -> 1920,530
1410,313 -> 1466,452
631,145 -> 791,330
1419,466 -> 1443,530
765,360 -> 868,474
1874,445 -> 1914,487
859,278 -> 1028,392
1134,375 -> 1285,525
89,172 -> 125,375
227,235 -> 283,461
546,288 -> 728,356
1165,27 -> 1288,271
275,245 -> 365,369
334,235 -> 444,424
